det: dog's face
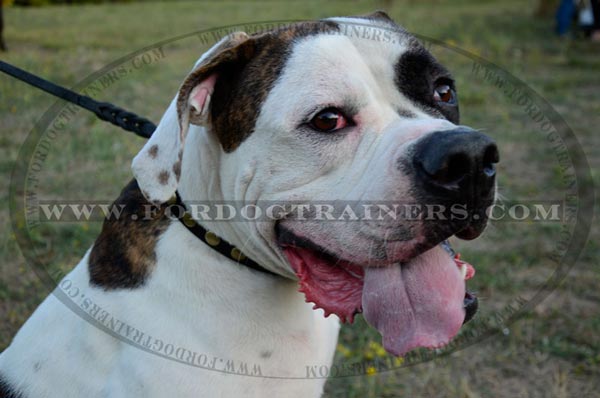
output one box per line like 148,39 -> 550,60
133,12 -> 498,356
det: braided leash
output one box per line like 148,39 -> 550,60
0,60 -> 156,138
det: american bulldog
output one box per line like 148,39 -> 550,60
0,11 -> 498,397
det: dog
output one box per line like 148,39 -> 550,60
0,11 -> 498,397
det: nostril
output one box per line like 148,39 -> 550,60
444,153 -> 471,184
418,152 -> 471,187
483,164 -> 496,178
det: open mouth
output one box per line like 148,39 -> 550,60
277,225 -> 477,356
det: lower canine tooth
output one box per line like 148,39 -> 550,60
459,263 -> 467,279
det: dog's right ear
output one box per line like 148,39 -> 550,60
131,32 -> 255,204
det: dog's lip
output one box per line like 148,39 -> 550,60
455,222 -> 487,240
275,224 -> 359,265
275,223 -> 429,267
276,212 -> 491,263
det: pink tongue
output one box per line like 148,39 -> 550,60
362,245 -> 465,356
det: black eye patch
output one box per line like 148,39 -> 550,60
394,48 -> 460,124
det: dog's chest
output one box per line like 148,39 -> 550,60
0,225 -> 339,397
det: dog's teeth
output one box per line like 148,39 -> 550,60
459,263 -> 467,280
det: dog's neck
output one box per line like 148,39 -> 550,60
151,221 -> 300,313
148,129 -> 311,329
175,125 -> 295,279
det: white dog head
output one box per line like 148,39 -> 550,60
132,12 -> 498,355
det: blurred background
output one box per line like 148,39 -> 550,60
0,0 -> 598,397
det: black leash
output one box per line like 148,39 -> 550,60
1,60 -> 278,277
0,60 -> 156,138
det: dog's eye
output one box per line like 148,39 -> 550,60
433,84 -> 456,105
309,108 -> 349,132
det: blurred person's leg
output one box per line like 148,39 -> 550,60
556,0 -> 576,36
591,0 -> 600,41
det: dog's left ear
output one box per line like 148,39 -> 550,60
131,32 -> 255,204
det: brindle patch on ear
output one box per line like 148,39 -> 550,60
179,21 -> 339,153
353,10 -> 396,23
0,373 -> 23,398
89,179 -> 170,289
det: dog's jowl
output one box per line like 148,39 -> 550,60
0,12 -> 497,398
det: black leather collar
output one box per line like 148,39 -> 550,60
173,192 -> 279,277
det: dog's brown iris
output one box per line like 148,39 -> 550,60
309,107 -> 346,132
433,84 -> 456,104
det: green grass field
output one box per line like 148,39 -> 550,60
0,1 -> 599,396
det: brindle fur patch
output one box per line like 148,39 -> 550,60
158,170 -> 170,185
89,180 -> 170,289
0,373 -> 23,398
172,159 -> 181,179
148,144 -> 159,158
178,21 -> 339,153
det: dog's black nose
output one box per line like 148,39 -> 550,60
413,127 -> 499,198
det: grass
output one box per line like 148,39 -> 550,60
0,0 -> 598,396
